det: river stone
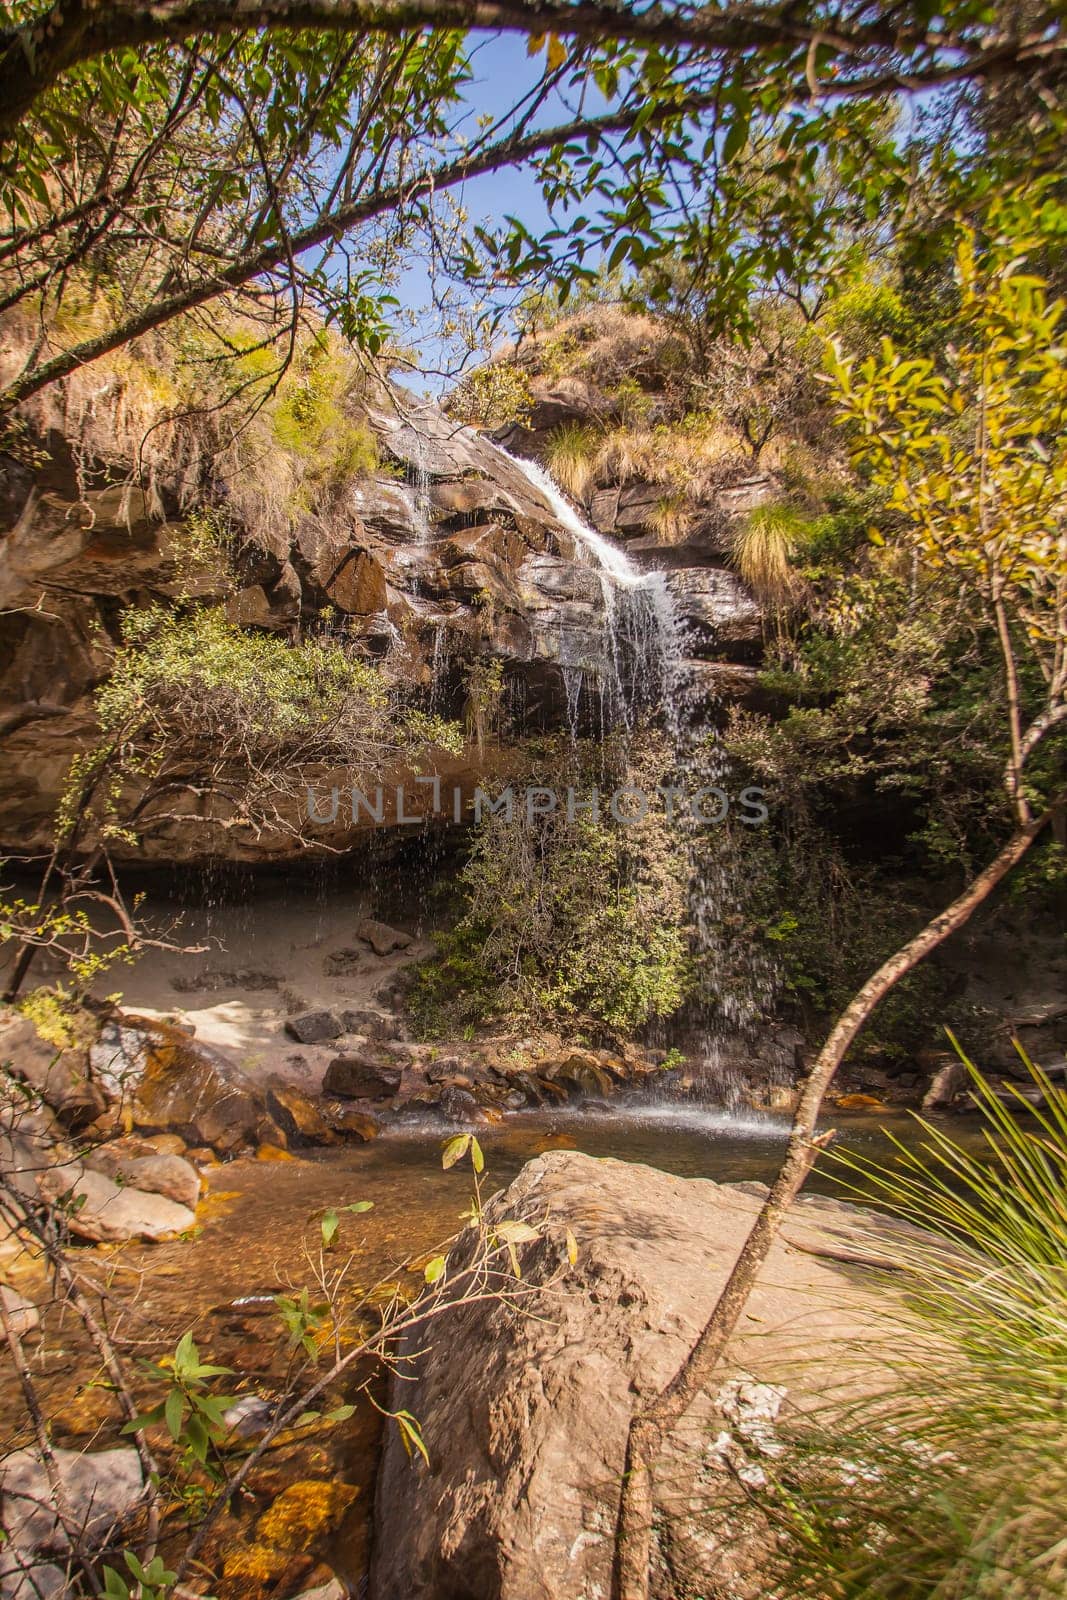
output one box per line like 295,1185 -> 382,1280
0,1444 -> 143,1560
114,1153 -> 201,1209
285,1010 -> 344,1044
266,1085 -> 336,1146
0,1284 -> 39,1337
355,918 -> 411,957
371,1150 -> 931,1600
340,1007 -> 400,1041
322,1054 -> 401,1101
37,1166 -> 195,1242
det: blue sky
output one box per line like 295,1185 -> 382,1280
394,31 -> 597,391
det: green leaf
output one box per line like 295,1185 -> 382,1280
164,1386 -> 185,1441
423,1254 -> 447,1285
441,1134 -> 471,1169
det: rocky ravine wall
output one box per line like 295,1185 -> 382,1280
0,380 -> 765,864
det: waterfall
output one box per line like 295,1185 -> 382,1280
491,444 -> 684,731
487,442 -> 779,1106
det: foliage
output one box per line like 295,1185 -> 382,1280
828,191 -> 1067,821
60,603 -> 461,852
767,1044 -> 1067,1597
447,362 -> 533,429
731,503 -> 810,608
4,0 -> 1054,429
125,1331 -> 236,1476
412,739 -> 694,1036
270,334 -> 379,499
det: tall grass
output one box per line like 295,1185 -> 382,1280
770,1041 -> 1067,1599
543,421 -> 600,500
731,502 -> 808,605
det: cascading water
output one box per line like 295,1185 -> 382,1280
488,443 -> 780,1108
492,445 -> 684,730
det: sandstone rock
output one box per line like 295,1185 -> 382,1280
114,1153 -> 201,1210
285,1010 -> 344,1044
340,1008 -> 400,1041
142,1132 -> 188,1156
355,919 -> 412,957
89,1020 -> 151,1099
665,565 -> 762,655
129,1022 -> 266,1153
0,1444 -> 143,1561
324,947 -> 367,976
292,1581 -> 346,1600
266,1086 -> 336,1146
37,1166 -> 195,1242
224,1394 -> 276,1439
0,1284 -> 40,1337
321,1104 -> 380,1141
371,1151 -> 926,1600
0,1014 -> 103,1129
322,1055 -> 401,1101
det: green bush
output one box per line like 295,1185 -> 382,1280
411,739 -> 693,1037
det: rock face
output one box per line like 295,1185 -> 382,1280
0,370 -> 766,863
371,1151 -> 924,1600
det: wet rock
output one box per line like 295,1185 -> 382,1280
224,1395 -> 276,1438
340,1008 -> 400,1041
321,1103 -> 380,1141
322,1054 -> 401,1101
0,1284 -> 40,1337
323,947 -> 367,976
130,1023 -> 266,1154
355,918 -> 411,957
284,1010 -> 343,1045
37,1165 -> 195,1242
0,1445 -> 143,1565
265,1086 -> 337,1147
922,1058 -> 969,1110
438,1085 -> 480,1122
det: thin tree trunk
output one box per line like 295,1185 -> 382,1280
614,805 -> 1054,1600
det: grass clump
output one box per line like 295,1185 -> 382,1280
543,421 -> 601,502
766,1042 -> 1067,1599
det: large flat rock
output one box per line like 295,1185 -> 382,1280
371,1150 -> 929,1600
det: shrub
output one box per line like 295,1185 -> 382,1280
411,739 -> 694,1036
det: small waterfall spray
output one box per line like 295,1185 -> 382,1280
490,443 -> 779,1109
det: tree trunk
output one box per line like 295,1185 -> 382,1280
613,806 -> 1054,1600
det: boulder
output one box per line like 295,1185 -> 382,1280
266,1086 -> 337,1146
322,1055 -> 401,1101
371,1151 -> 928,1600
128,1020 -> 267,1152
37,1166 -> 195,1243
112,1153 -> 201,1210
355,919 -> 412,957
0,1445 -> 143,1589
340,1008 -> 400,1041
285,1010 -> 344,1045
922,1058 -> 970,1110
321,1104 -> 380,1141
0,1014 -> 103,1129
